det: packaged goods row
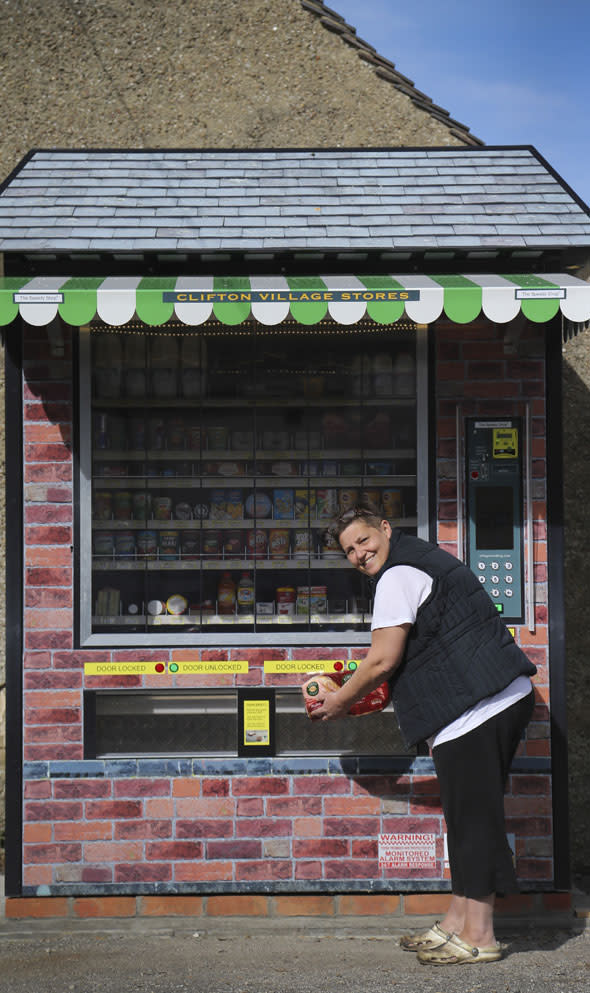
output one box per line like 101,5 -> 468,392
92,527 -> 344,561
92,334 -> 416,402
92,458 -> 413,479
92,409 -> 416,453
94,578 -> 371,621
92,487 -> 405,523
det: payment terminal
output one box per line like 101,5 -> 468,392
466,418 -> 524,621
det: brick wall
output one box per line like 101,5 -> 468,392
13,319 -> 553,909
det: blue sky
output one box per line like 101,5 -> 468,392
331,0 -> 590,208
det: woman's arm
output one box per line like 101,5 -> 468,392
310,623 -> 410,721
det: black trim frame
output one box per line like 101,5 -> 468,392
4,319 -> 24,896
546,314 -> 570,890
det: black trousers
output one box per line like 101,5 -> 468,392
432,690 -> 535,899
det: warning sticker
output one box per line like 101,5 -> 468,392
378,833 -> 437,871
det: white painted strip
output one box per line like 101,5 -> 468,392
250,275 -> 291,325
18,275 -> 69,326
544,273 -> 590,323
97,275 -> 143,325
466,273 -> 521,323
394,274 -> 443,323
322,274 -> 367,325
174,275 -> 215,325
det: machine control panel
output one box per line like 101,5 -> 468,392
466,418 -> 524,621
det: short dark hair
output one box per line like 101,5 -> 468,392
328,502 -> 385,542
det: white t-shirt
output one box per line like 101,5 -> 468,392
371,565 -> 532,749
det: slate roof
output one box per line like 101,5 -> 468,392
1,147 -> 590,255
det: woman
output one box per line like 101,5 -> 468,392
311,505 -> 536,966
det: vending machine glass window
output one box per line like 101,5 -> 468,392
78,322 -> 426,646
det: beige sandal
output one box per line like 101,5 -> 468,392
399,922 -> 453,952
417,933 -> 503,965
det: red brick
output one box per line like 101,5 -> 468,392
25,443 -> 72,462
26,801 -> 83,821
292,776 -> 350,795
293,839 -> 349,858
202,779 -> 230,796
140,896 -> 205,916
294,861 -> 322,879
273,895 -> 335,917
73,897 -> 137,918
25,525 -> 72,544
55,822 -> 112,842
404,893 -> 452,916
115,820 -> 172,840
26,608 -> 74,630
25,464 -> 73,483
25,505 -> 72,525
266,797 -> 321,816
207,841 -> 261,859
232,777 -> 290,796
25,423 -> 70,444
338,894 -> 401,915
26,708 -> 81,724
5,898 -> 70,919
206,895 -> 268,916
176,819 -> 234,838
25,689 -> 81,708
24,671 -> 82,689
146,842 -> 203,860
174,862 -> 232,882
24,844 -> 82,863
26,589 -> 73,608
235,861 -> 291,881
54,780 -> 111,799
113,779 -> 170,798
25,403 -> 72,422
324,817 -> 380,837
26,567 -> 73,586
24,781 -> 52,799
115,863 -> 172,883
86,800 -> 143,819
25,744 -> 83,760
24,823 -> 53,844
237,798 -> 264,816
82,867 -> 113,883
25,725 -> 82,744
236,819 -> 292,838
23,651 -> 53,669
172,779 -> 202,798
325,859 -> 379,878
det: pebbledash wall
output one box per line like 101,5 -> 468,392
11,312 -> 561,920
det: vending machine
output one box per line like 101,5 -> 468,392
465,418 -> 524,622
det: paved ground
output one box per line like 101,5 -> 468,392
0,916 -> 589,993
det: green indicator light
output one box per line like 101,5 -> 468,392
169,663 -> 179,673
348,661 -> 358,671
495,604 -> 504,613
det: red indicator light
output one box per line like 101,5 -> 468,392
333,661 -> 343,671
155,663 -> 165,673
471,471 -> 479,479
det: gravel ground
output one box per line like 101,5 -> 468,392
0,922 -> 589,993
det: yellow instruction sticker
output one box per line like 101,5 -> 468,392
263,659 -> 361,674
169,660 -> 249,675
84,661 -> 167,676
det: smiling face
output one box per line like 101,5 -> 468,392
338,518 -> 392,576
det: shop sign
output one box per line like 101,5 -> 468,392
378,833 -> 437,871
163,289 -> 420,304
514,288 -> 566,300
13,291 -> 64,304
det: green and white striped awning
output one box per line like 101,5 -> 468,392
2,273 -> 590,328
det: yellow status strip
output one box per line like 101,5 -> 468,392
170,660 -> 249,675
84,661 -> 167,676
264,659 -> 361,674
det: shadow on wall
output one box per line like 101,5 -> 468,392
562,340 -> 590,884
